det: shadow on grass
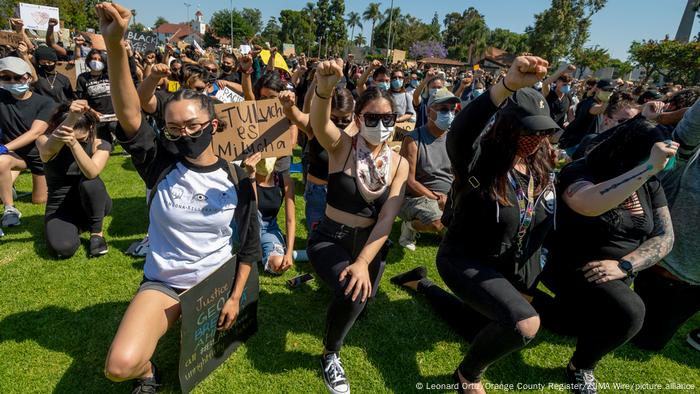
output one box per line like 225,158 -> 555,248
0,302 -> 182,394
106,197 -> 149,237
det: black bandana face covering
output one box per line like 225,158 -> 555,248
168,123 -> 214,159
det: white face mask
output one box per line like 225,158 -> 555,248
360,122 -> 393,146
89,60 -> 104,72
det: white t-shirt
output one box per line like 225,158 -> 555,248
146,161 -> 238,289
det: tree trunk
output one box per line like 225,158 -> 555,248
370,21 -> 375,49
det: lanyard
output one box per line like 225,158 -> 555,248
508,171 -> 536,255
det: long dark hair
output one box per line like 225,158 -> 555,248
354,86 -> 396,115
254,71 -> 287,99
332,88 -> 355,113
585,117 -> 666,182
478,112 -> 554,206
164,89 -> 225,132
47,104 -> 99,148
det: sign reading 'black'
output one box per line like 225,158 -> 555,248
125,30 -> 159,53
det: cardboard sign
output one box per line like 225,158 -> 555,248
215,87 -> 244,104
0,31 -> 22,47
395,121 -> 415,135
18,2 -> 59,31
125,30 -> 158,53
74,58 -> 89,77
178,258 -> 259,394
392,49 -> 406,63
55,61 -> 77,89
282,43 -> 295,57
212,98 -> 293,162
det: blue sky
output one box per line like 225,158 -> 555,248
115,0 -> 698,60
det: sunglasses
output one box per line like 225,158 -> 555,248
361,113 -> 397,128
0,75 -> 28,82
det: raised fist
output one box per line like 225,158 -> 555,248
316,58 -> 344,97
95,2 -> 131,46
504,56 -> 549,91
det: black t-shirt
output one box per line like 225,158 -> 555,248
543,160 -> 667,292
559,96 -> 596,148
219,71 -> 241,84
76,71 -> 114,114
0,90 -> 56,154
32,70 -> 75,105
546,90 -> 571,128
257,172 -> 285,221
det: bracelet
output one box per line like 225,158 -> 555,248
315,86 -> 330,100
501,78 -> 517,93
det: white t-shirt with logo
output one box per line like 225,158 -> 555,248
146,161 -> 238,289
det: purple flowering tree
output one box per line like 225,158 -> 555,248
409,40 -> 448,59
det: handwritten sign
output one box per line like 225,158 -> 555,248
282,43 -> 295,57
125,30 -> 158,53
392,49 -> 406,63
55,61 -> 77,89
0,32 -> 22,47
18,2 -> 59,31
212,98 -> 293,161
178,257 -> 259,394
395,121 -> 415,138
215,87 -> 244,104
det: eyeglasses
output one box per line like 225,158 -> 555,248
163,120 -> 211,140
360,113 -> 397,128
0,75 -> 28,83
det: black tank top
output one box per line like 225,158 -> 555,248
307,137 -> 329,181
257,172 -> 285,220
326,146 -> 397,219
45,140 -> 92,211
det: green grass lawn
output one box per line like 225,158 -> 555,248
1,147 -> 699,394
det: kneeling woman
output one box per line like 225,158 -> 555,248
96,4 -> 260,392
540,118 -> 677,393
36,100 -> 112,257
309,59 -> 408,394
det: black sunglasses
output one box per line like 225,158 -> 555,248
361,113 -> 397,128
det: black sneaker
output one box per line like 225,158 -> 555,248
132,363 -> 161,394
321,353 -> 349,394
687,328 -> 700,351
390,266 -> 427,286
89,235 -> 108,257
566,363 -> 598,394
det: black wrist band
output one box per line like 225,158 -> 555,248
315,86 -> 330,100
501,78 -> 517,93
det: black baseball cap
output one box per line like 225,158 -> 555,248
501,88 -> 562,134
637,90 -> 663,104
596,78 -> 615,91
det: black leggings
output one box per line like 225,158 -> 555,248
435,242 -> 538,382
307,217 -> 383,353
45,177 -> 112,258
538,273 -> 645,370
632,267 -> 700,351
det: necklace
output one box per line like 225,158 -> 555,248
46,73 -> 58,90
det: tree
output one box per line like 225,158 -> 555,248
153,16 -> 169,29
279,9 -> 316,53
526,0 -> 607,65
241,8 -> 262,35
487,28 -> 529,55
346,11 -> 362,44
629,39 -> 700,85
203,30 -> 220,49
260,16 -> 281,48
374,10 -> 434,54
315,0 -> 332,57
608,58 -> 634,79
209,10 -> 255,45
571,45 -> 610,78
409,40 -> 447,59
363,2 -> 382,49
353,33 -> 366,47
0,0 -> 100,31
427,12 -> 441,41
327,0 -> 347,56
130,22 -> 147,33
443,7 -> 488,63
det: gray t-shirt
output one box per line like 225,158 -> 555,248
658,98 -> 700,285
392,91 -> 415,116
407,126 -> 453,195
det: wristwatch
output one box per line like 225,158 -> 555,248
618,259 -> 636,278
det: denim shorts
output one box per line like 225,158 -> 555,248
400,196 -> 443,224
304,182 -> 327,232
260,214 -> 286,275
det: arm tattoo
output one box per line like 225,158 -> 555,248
599,164 -> 654,195
566,181 -> 591,198
623,207 -> 674,272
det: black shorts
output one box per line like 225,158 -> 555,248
14,147 -> 44,175
137,277 -> 183,301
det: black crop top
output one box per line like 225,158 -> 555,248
307,137 -> 329,181
326,147 -> 396,219
257,172 -> 285,220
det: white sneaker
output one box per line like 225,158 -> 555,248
1,205 -> 22,227
399,221 -> 417,251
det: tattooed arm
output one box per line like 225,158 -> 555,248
564,141 -> 678,217
622,207 -> 674,272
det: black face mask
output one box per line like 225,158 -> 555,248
41,64 -> 56,73
221,65 -> 233,73
172,123 -> 214,159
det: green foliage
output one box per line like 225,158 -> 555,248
608,58 -> 634,79
260,16 -> 281,49
346,11 -> 362,44
373,8 -> 437,54
130,22 -> 146,33
487,28 -> 530,55
363,2 -> 382,49
571,45 -> 610,77
209,9 -> 255,46
629,39 -> 700,85
203,30 -> 220,49
526,0 -> 607,65
242,8 -> 263,35
327,0 -> 347,55
353,33 -> 367,47
279,9 -> 316,55
153,16 -> 169,29
443,7 -> 488,62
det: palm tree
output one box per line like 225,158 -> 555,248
353,33 -> 366,47
363,2 -> 381,49
346,11 -> 362,44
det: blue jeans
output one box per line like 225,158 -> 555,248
259,213 -> 286,275
304,182 -> 327,232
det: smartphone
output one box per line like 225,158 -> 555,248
287,273 -> 313,289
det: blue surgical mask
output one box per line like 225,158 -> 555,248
1,83 -> 29,95
560,84 -> 571,94
89,60 -> 105,72
376,81 -> 389,91
428,88 -> 438,97
390,79 -> 403,90
473,89 -> 484,98
433,110 -> 455,131
410,80 -> 419,88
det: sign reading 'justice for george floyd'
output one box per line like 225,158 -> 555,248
212,98 -> 293,162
